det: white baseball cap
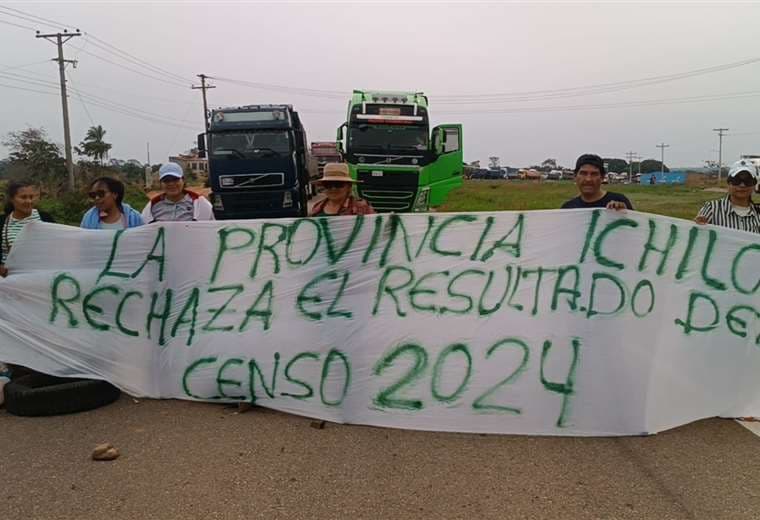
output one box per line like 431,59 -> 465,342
727,159 -> 758,180
159,162 -> 184,180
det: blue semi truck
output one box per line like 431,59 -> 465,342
197,104 -> 315,219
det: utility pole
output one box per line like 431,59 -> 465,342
713,128 -> 728,184
656,143 -> 669,175
625,151 -> 636,183
192,74 -> 216,132
36,29 -> 81,191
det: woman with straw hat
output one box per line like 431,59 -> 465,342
309,163 -> 375,217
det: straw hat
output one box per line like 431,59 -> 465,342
312,163 -> 361,184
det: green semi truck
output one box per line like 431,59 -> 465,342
337,90 -> 463,212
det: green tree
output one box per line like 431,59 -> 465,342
640,159 -> 669,174
75,125 -> 112,165
603,158 -> 628,174
2,127 -> 66,192
541,158 -> 558,171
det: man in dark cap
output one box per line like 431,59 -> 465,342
561,154 -> 633,210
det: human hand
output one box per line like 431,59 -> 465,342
694,216 -> 708,225
606,200 -> 627,211
0,265 -> 7,277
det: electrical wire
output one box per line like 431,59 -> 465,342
84,34 -> 193,85
211,55 -> 760,105
0,82 -> 60,97
0,74 -> 198,130
0,17 -> 35,31
1,5 -> 192,87
0,59 -> 56,73
0,4 -> 77,30
69,45 -> 190,89
436,90 -> 760,115
67,73 -> 95,127
0,70 -> 60,88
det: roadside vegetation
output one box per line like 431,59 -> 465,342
437,180 -> 722,221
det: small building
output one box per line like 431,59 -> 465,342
169,150 -> 208,180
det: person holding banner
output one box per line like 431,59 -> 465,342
695,159 -> 760,233
561,154 -> 633,210
309,163 -> 375,217
141,163 -> 214,223
0,180 -> 55,404
0,180 -> 55,278
81,177 -> 144,230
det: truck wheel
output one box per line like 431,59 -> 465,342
4,373 -> 121,417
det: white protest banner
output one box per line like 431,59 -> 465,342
0,210 -> 758,436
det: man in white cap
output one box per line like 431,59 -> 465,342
695,159 -> 759,233
142,162 -> 215,223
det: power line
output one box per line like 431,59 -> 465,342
0,70 -> 198,125
209,76 -> 346,99
434,57 -> 760,101
0,59 -> 56,73
0,17 -> 34,31
8,64 -> 191,104
0,81 -> 61,96
69,45 -> 190,89
0,70 -> 60,89
0,5 -> 192,86
84,34 -> 193,85
0,9 -> 60,30
436,90 -> 760,115
0,4 -> 77,30
210,55 -> 760,104
67,73 -> 95,127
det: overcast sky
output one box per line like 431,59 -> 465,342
1,1 -> 758,169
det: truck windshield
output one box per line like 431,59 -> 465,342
349,125 -> 428,153
211,130 -> 291,159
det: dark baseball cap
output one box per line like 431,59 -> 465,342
575,154 -> 606,176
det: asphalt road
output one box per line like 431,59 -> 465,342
2,397 -> 759,520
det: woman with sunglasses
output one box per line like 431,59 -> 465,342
0,180 -> 55,278
695,160 -> 760,233
308,163 -> 375,217
81,177 -> 144,230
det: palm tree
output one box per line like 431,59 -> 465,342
76,125 -> 112,165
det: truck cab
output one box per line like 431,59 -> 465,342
198,104 -> 312,219
338,90 -> 463,212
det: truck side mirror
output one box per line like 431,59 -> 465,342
433,128 -> 444,155
197,133 -> 206,158
336,123 -> 346,154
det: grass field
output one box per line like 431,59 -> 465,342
437,180 -> 724,221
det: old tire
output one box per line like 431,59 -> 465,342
4,373 -> 121,417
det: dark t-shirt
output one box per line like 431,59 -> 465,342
561,192 -> 633,210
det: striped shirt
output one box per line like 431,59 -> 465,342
697,196 -> 760,234
1,209 -> 41,263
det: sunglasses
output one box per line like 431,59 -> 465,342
88,190 -> 109,199
728,176 -> 757,187
323,181 -> 349,189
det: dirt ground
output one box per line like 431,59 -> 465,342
3,397 -> 760,520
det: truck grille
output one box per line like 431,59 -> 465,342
356,169 -> 418,212
218,172 -> 284,189
358,188 -> 417,212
